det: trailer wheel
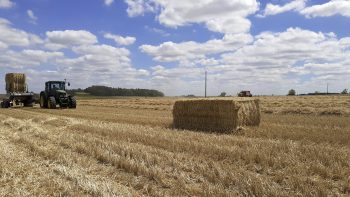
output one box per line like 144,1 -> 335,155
0,101 -> 3,108
2,100 -> 10,108
48,96 -> 56,109
40,94 -> 47,108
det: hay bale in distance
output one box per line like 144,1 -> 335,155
173,99 -> 260,132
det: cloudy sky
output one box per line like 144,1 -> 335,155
0,0 -> 349,96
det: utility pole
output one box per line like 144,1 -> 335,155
205,70 -> 207,98
327,83 -> 329,94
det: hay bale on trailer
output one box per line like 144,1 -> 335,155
5,73 -> 27,93
173,99 -> 260,132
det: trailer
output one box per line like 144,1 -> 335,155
0,73 -> 34,108
238,90 -> 253,97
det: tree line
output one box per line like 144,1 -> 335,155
68,85 -> 164,97
288,88 -> 349,96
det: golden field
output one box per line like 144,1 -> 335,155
0,95 -> 349,196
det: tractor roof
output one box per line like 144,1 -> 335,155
46,81 -> 65,83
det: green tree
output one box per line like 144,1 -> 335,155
341,89 -> 348,94
220,92 -> 226,97
288,89 -> 296,96
84,86 -> 164,97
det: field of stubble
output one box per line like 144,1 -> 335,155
0,96 -> 349,196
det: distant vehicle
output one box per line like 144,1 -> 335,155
238,91 -> 252,97
39,81 -> 76,109
0,73 -> 34,108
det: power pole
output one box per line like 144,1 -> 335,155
327,83 -> 329,94
205,70 -> 207,98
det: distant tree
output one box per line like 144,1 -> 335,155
84,86 -> 164,97
341,89 -> 348,94
220,92 -> 226,97
288,89 -> 296,96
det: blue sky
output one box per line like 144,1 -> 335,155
0,0 -> 350,96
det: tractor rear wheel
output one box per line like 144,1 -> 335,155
69,96 -> 77,108
48,97 -> 56,109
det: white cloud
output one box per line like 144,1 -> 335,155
21,50 -> 63,64
260,0 -> 350,18
143,28 -> 350,95
145,26 -> 170,37
0,41 -> 7,49
125,0 -> 259,34
300,0 -> 350,18
125,0 -> 156,17
1,11 -> 350,96
140,33 -> 253,62
0,18 -> 150,93
45,30 -> 98,50
0,18 -> 43,47
0,44 -> 148,92
104,0 -> 114,6
0,0 -> 13,8
27,10 -> 38,24
0,49 -> 63,68
104,33 -> 136,46
258,0 -> 306,17
56,44 -> 149,88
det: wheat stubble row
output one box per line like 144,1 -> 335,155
0,106 -> 349,196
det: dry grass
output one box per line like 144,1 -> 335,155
258,95 -> 350,116
0,95 -> 349,196
77,95 -> 350,116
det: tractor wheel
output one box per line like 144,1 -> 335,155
0,101 -> 3,108
40,95 -> 47,108
48,97 -> 56,109
2,101 -> 10,108
69,96 -> 77,109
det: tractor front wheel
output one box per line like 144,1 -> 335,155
48,97 -> 56,109
69,96 -> 77,109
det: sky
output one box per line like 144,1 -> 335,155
0,0 -> 349,96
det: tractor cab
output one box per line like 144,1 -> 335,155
45,81 -> 67,95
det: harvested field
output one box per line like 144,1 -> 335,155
77,95 -> 350,116
0,96 -> 349,196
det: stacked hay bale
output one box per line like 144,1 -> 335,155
5,73 -> 27,93
173,99 -> 260,132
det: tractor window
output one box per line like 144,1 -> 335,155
50,83 -> 65,90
